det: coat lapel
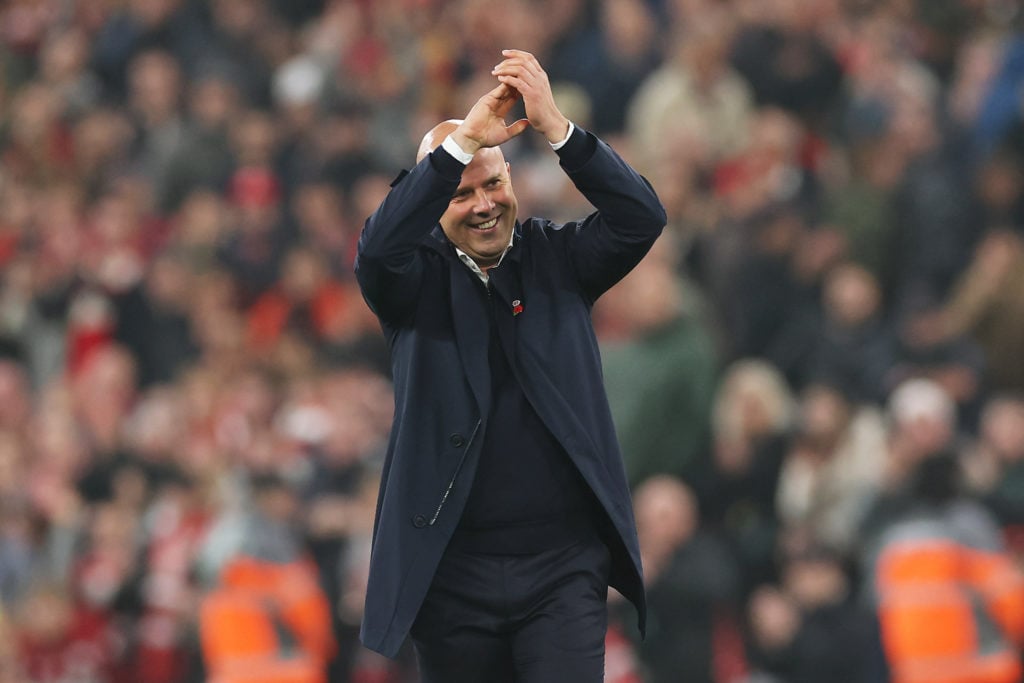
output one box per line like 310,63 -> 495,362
448,259 -> 491,415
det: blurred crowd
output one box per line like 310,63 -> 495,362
2,0 -> 1024,681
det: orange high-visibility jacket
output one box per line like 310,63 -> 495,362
874,521 -> 1024,683
199,556 -> 336,683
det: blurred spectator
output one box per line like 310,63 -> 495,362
744,584 -> 801,683
883,293 -> 988,427
860,378 -> 967,541
71,108 -> 136,198
129,469 -> 213,683
717,202 -> 816,362
293,368 -> 388,679
217,111 -> 289,304
972,33 -> 1024,163
288,181 -> 358,278
714,106 -> 816,221
626,5 -> 754,176
245,246 -> 351,355
71,343 -> 138,460
963,394 -> 1024,537
693,359 -> 795,596
744,540 -> 874,683
196,0 -> 281,108
113,248 -> 199,387
90,0 -> 208,99
13,580 -> 120,683
597,237 -> 719,486
37,27 -> 102,121
777,262 -> 894,402
158,68 -> 241,213
625,475 -> 741,683
937,227 -> 1024,393
0,360 -> 33,434
0,495 -> 33,608
776,383 -> 889,554
127,49 -> 186,197
167,189 -> 230,272
730,0 -> 844,129
861,449 -> 1024,683
546,0 -> 661,135
198,473 -> 335,683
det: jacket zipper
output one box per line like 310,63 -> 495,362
429,418 -> 481,526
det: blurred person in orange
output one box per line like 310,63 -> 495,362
199,473 -> 335,683
863,449 -> 1024,683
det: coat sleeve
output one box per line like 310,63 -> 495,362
354,149 -> 465,324
556,126 -> 668,302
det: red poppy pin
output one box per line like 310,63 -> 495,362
512,299 -> 523,316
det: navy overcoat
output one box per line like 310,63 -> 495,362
354,127 -> 666,657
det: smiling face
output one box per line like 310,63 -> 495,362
440,146 -> 518,268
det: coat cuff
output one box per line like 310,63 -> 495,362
554,125 -> 597,172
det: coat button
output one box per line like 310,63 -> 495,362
412,514 -> 427,528
449,433 -> 466,448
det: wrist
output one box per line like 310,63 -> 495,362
442,133 -> 477,165
543,118 -> 571,145
548,121 -> 575,150
449,130 -> 481,156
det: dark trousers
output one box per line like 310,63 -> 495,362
409,533 -> 611,683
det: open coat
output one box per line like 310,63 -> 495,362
354,127 -> 666,657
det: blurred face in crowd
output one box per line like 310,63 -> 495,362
633,475 -> 698,552
799,384 -> 850,446
441,146 -> 518,269
128,50 -> 182,123
783,554 -> 848,610
824,263 -> 880,327
981,397 -> 1024,462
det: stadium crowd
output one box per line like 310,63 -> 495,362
1,0 -> 1024,681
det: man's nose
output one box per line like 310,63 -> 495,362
472,190 -> 495,214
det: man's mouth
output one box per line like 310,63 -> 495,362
471,216 -> 499,231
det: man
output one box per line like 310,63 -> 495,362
354,49 -> 666,681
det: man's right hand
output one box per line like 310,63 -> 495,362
450,83 -> 530,154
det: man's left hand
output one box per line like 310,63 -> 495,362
492,49 -> 570,145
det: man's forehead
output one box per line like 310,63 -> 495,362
457,149 -> 508,185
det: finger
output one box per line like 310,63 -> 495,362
496,74 -> 531,97
494,91 -> 521,119
492,59 -> 541,81
496,72 -> 543,98
483,84 -> 521,118
500,49 -> 542,75
485,82 -> 518,103
501,49 -> 536,63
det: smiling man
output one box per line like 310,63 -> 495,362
355,50 -> 666,682
419,121 -> 518,269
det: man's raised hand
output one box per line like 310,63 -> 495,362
491,49 -> 570,145
450,83 -> 530,155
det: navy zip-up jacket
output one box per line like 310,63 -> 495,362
354,126 -> 666,657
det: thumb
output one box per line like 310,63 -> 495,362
505,118 -> 530,139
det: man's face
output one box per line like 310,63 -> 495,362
440,147 -> 517,268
